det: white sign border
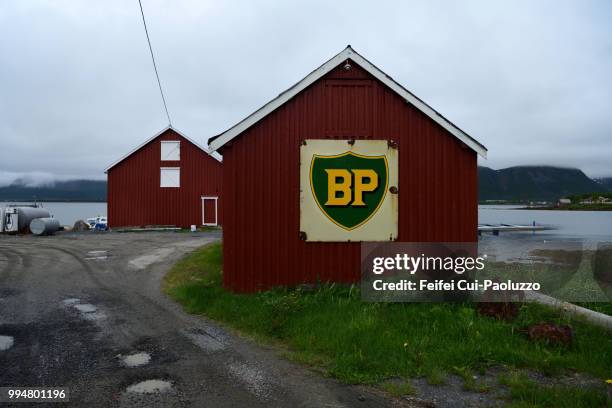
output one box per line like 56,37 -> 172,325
299,139 -> 398,242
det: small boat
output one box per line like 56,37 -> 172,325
87,216 -> 108,231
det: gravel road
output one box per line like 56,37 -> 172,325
0,232 -> 395,407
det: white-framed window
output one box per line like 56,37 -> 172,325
160,167 -> 180,188
161,141 -> 180,161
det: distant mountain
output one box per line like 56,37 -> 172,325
1,167 -> 610,203
594,177 -> 612,191
0,179 -> 106,202
478,166 -> 609,202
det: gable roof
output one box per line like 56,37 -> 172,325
208,46 -> 487,158
105,126 -> 219,173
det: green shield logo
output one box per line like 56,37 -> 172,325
310,152 -> 388,230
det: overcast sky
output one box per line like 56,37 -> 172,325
1,0 -> 611,186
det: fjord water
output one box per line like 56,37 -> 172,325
479,205 -> 612,240
477,205 -> 612,303
478,204 -> 612,271
2,203 -> 610,240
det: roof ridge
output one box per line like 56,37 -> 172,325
105,127 -> 219,173
208,46 -> 487,158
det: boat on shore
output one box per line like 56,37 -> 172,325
87,216 -> 108,231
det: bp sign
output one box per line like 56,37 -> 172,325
310,152 -> 388,230
300,139 -> 398,242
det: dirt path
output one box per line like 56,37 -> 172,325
0,232 -> 394,407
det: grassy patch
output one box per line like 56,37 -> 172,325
425,367 -> 447,385
453,367 -> 491,393
162,242 -> 222,290
580,302 -> 612,316
499,371 -> 608,407
380,379 -> 416,397
164,243 -> 612,395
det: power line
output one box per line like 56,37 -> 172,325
138,0 -> 172,126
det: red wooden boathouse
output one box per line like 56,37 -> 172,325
209,46 -> 487,292
106,127 -> 222,228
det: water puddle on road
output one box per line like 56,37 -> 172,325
61,299 -> 106,321
121,352 -> 151,367
0,335 -> 14,351
81,311 -> 107,321
84,250 -> 110,261
182,327 -> 227,352
126,380 -> 173,394
74,303 -> 97,313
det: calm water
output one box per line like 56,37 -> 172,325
2,202 -> 611,241
478,205 -> 612,263
1,202 -> 107,226
479,205 -> 612,240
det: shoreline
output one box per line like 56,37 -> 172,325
516,206 -> 612,211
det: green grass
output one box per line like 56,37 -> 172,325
453,366 -> 491,393
379,379 -> 416,397
426,367 -> 447,385
164,243 -> 612,404
581,302 -> 612,316
499,371 -> 608,407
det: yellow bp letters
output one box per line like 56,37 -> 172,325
325,169 -> 379,207
325,169 -> 352,205
352,169 -> 378,206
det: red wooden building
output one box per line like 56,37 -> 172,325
209,46 -> 487,292
106,127 -> 222,228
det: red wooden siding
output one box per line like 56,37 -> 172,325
107,129 -> 222,228
220,60 -> 477,292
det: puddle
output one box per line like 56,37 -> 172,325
81,311 -> 106,321
74,304 -> 97,313
226,361 -> 272,400
126,379 -> 173,394
0,335 -> 14,351
85,250 -> 109,261
182,327 -> 226,352
121,352 -> 151,367
0,288 -> 20,298
63,300 -> 106,321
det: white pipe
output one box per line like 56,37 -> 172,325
526,292 -> 612,332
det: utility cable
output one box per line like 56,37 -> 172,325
138,0 -> 172,126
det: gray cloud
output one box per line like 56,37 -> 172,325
0,0 -> 611,183
0,171 -> 78,187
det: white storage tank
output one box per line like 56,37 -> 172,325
30,217 -> 61,236
3,207 -> 51,233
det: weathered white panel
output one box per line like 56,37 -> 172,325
300,139 -> 398,242
160,167 -> 180,188
161,141 -> 180,161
